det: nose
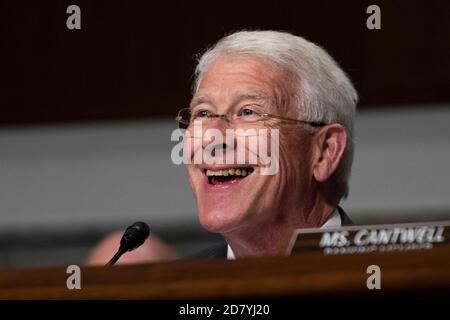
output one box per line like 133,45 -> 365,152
200,116 -> 239,164
201,116 -> 230,149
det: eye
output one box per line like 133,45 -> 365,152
239,107 -> 256,117
193,109 -> 212,118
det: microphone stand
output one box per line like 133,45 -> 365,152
106,246 -> 127,266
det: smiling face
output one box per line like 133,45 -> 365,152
186,55 -> 317,235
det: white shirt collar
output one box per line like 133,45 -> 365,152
227,208 -> 341,260
227,244 -> 236,260
320,208 -> 341,229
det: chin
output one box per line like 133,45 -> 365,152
197,203 -> 249,234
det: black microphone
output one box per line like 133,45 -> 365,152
106,221 -> 150,266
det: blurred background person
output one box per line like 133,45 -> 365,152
86,233 -> 179,265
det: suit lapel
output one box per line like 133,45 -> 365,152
337,206 -> 354,226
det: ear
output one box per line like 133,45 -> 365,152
312,124 -> 347,183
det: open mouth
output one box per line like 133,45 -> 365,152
204,168 -> 255,186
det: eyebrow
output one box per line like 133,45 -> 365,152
190,91 -> 273,109
189,95 -> 211,108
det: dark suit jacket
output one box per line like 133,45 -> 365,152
193,206 -> 353,258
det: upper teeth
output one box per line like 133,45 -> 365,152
206,168 -> 252,177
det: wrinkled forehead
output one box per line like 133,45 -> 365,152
190,91 -> 274,109
191,55 -> 296,113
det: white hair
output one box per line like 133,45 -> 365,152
193,30 -> 358,199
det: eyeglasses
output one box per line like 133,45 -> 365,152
175,106 -> 327,129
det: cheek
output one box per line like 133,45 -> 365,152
182,127 -> 204,166
185,164 -> 198,191
279,130 -> 313,185
184,128 -> 196,157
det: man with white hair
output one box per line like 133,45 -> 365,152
178,30 -> 358,259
